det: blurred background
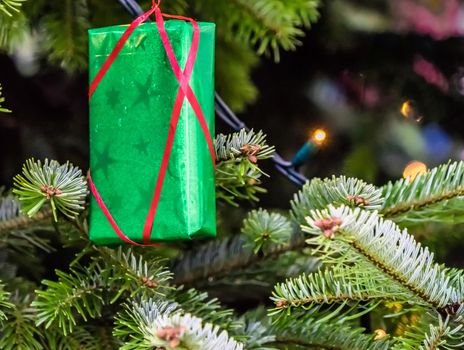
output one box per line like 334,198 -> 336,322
1,0 -> 464,217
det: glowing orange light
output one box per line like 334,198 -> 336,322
374,329 -> 388,340
400,100 -> 423,122
311,128 -> 328,145
400,100 -> 413,118
403,161 -> 427,180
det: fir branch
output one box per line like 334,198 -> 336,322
171,287 -> 241,334
291,175 -> 384,225
95,247 -> 173,297
392,313 -> 464,350
114,300 -> 179,349
41,0 -> 89,71
215,36 -> 259,112
0,207 -> 52,234
304,205 -> 460,310
447,268 -> 464,301
33,264 -> 107,335
171,229 -> 305,286
0,189 -> 53,235
196,0 -> 320,61
0,192 -> 55,277
215,129 -> 275,206
271,267 -> 401,315
0,282 -> 12,325
241,209 -> 293,254
114,299 -> 244,350
41,324 -> 120,350
0,190 -> 20,224
13,158 -> 88,221
271,317 -> 391,350
0,295 -> 43,350
0,7 -> 27,49
0,231 -> 54,274
381,161 -> 464,224
0,83 -> 11,113
238,313 -> 276,350
11,229 -> 53,252
215,129 -> 275,162
0,0 -> 23,17
92,325 -> 123,350
33,247 -> 173,335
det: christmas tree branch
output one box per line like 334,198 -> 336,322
291,175 -> 384,225
391,313 -> 464,350
33,247 -> 172,335
0,0 -> 23,17
304,206 -> 460,311
271,267 -> 400,314
0,195 -> 56,260
0,0 -> 26,48
13,158 -> 88,222
196,0 -> 320,61
215,36 -> 259,112
0,283 -> 12,325
270,319 -> 390,350
94,247 -> 173,297
170,288 -> 241,334
41,0 -> 88,71
0,208 -> 52,234
215,129 -> 275,206
0,191 -> 55,258
42,324 -> 121,350
171,228 -> 305,286
381,161 -> 464,225
241,208 -> 293,254
33,265 -> 107,335
114,299 -> 244,350
0,295 -> 44,350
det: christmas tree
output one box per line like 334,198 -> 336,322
3,0 -> 464,349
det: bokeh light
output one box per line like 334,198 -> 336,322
400,100 -> 412,118
311,128 -> 328,145
374,329 -> 388,340
400,100 -> 423,122
403,161 -> 427,180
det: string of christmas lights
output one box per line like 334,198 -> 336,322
117,0 -> 315,186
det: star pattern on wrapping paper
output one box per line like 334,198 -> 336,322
133,181 -> 152,214
107,192 -> 123,210
132,73 -> 154,109
135,137 -> 151,156
106,87 -> 120,109
100,33 -> 114,54
135,34 -> 148,51
93,143 -> 117,178
91,33 -> 112,56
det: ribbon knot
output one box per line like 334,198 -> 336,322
88,3 -> 215,246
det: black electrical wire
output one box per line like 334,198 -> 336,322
117,0 -> 308,186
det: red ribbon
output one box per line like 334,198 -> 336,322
88,1 -> 215,245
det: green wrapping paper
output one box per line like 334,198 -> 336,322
88,20 -> 216,245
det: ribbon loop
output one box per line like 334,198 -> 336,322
88,2 -> 214,246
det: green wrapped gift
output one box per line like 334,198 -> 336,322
88,20 -> 216,245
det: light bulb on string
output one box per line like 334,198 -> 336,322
290,127 -> 329,169
400,100 -> 423,123
311,128 -> 328,146
403,161 -> 427,181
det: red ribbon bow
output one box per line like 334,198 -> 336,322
88,1 -> 215,246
